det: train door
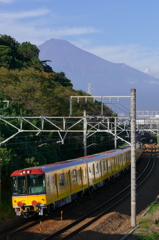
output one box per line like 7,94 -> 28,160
95,162 -> 99,175
102,160 -> 106,176
83,168 -> 87,188
92,163 -> 95,183
46,174 -> 52,203
119,155 -> 123,167
123,153 -> 126,166
52,174 -> 58,199
78,167 -> 83,189
100,161 -> 103,177
66,171 -> 71,193
107,159 -> 112,175
71,169 -> 78,193
111,158 -> 115,173
115,156 -> 119,172
88,163 -> 94,186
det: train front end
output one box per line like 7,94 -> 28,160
10,168 -> 47,217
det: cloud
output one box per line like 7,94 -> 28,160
0,0 -> 13,3
0,6 -> 99,45
146,80 -> 159,84
0,9 -> 99,44
0,19 -> 99,45
0,9 -> 50,20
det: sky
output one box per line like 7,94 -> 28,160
1,0 -> 159,77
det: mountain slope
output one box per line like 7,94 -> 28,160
38,39 -> 159,113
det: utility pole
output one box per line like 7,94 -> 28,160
131,89 -> 136,227
83,110 -> 87,156
114,117 -> 117,148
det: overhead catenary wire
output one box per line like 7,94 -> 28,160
105,102 -> 129,115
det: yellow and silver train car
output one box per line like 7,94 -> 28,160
10,144 -> 143,217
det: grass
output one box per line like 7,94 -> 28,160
147,202 -> 159,214
137,216 -> 154,230
135,233 -> 159,240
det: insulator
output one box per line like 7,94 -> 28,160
77,98 -> 79,103
117,98 -> 120,103
109,98 -> 112,102
85,98 -> 87,103
93,98 -> 95,103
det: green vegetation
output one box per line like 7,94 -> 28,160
136,234 -> 159,240
0,34 -> 52,71
137,216 -> 154,229
147,202 -> 159,214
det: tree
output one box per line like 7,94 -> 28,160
18,42 -> 40,62
53,72 -> 73,87
0,35 -> 53,72
0,34 -> 19,52
0,45 -> 13,68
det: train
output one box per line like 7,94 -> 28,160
10,143 -> 143,218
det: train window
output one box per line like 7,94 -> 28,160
72,170 -> 77,182
96,163 -> 99,174
83,169 -> 87,177
11,176 -> 17,195
18,176 -> 26,194
59,173 -> 65,186
28,174 -> 46,194
11,174 -> 46,195
103,161 -> 106,172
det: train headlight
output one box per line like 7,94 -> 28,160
32,200 -> 38,206
17,201 -> 23,207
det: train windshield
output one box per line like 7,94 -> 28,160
11,174 -> 46,195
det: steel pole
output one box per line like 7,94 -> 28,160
114,117 -> 117,148
131,89 -> 136,227
83,110 -> 87,156
101,97 -> 103,116
70,97 -> 72,116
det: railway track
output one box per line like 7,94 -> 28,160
0,146 -> 155,240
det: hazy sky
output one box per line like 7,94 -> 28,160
1,0 -> 159,77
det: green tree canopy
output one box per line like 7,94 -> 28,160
0,35 -> 53,72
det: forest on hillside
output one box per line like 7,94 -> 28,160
0,34 -> 116,202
